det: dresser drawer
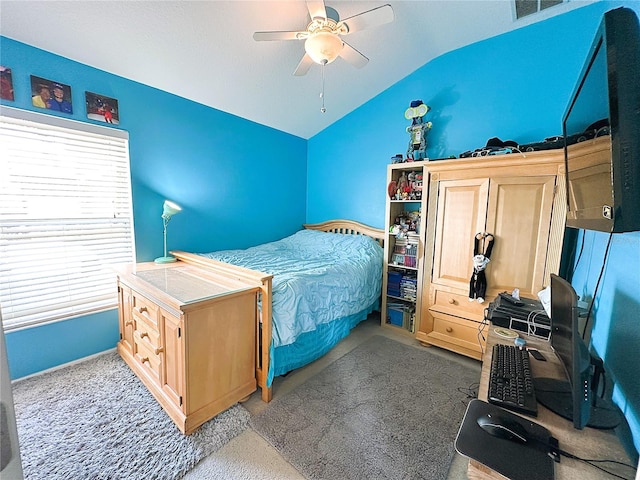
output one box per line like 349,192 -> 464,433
433,315 -> 481,345
131,291 -> 159,330
133,313 -> 161,350
134,339 -> 162,384
423,311 -> 486,360
134,324 -> 161,353
431,289 -> 486,320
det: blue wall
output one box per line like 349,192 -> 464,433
1,37 -> 307,379
307,0 -> 640,456
570,230 -> 640,455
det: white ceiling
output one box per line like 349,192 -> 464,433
1,1 -> 594,139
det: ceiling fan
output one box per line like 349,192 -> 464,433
253,1 -> 395,76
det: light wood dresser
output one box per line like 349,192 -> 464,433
116,261 -> 259,434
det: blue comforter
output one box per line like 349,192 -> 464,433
199,229 -> 383,348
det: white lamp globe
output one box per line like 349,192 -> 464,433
305,32 -> 344,65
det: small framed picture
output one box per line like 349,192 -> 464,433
1,66 -> 15,101
30,75 -> 73,114
85,91 -> 119,125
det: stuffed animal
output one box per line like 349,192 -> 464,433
469,233 -> 495,304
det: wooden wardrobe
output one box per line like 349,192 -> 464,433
415,149 -> 567,359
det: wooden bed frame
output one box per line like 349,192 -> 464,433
171,219 -> 385,402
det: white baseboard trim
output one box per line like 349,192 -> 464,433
12,348 -> 117,384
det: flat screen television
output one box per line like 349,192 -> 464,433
534,274 -> 619,429
563,7 -> 640,233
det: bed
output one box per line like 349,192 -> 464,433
171,219 -> 384,402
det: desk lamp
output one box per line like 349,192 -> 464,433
154,200 -> 181,263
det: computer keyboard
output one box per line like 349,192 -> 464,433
488,344 -> 538,416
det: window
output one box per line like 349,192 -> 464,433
0,107 -> 135,331
514,0 -> 564,20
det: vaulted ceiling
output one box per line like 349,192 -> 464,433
1,1 -> 594,138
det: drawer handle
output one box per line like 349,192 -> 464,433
125,320 -> 133,326
448,298 -> 457,305
134,331 -> 151,343
135,353 -> 150,364
445,326 -> 453,333
136,306 -> 148,314
153,346 -> 164,355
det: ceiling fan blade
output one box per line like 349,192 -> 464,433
306,0 -> 327,21
340,4 -> 394,34
294,53 -> 315,76
340,41 -> 369,69
253,30 -> 305,41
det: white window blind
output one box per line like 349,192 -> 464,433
0,107 -> 135,331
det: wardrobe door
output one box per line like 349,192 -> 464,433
431,178 -> 489,290
484,176 -> 556,297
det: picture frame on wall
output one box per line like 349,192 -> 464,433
30,75 -> 73,114
1,66 -> 15,101
85,91 -> 119,125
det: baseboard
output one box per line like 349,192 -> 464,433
11,348 -> 117,384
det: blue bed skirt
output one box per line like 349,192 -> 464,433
267,299 -> 380,386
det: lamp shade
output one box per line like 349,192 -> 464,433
305,32 -> 344,65
162,200 -> 181,219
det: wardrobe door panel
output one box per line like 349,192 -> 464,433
485,176 -> 556,296
431,178 -> 489,290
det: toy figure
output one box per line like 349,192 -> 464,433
469,232 -> 495,304
405,99 -> 432,161
408,171 -> 423,199
395,172 -> 409,199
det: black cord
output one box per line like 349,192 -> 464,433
523,434 -> 637,479
557,447 -> 636,479
517,425 -> 635,479
457,382 -> 479,401
582,231 -> 614,339
570,228 -> 586,280
477,309 -> 489,356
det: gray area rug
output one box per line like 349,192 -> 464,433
251,335 -> 479,480
12,351 -> 250,480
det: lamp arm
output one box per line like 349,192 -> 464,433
162,216 -> 171,258
155,202 -> 180,264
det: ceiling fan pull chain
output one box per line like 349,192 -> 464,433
320,61 -> 327,113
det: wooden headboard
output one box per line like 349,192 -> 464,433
303,219 -> 385,248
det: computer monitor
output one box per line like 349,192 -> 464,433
534,274 -> 619,429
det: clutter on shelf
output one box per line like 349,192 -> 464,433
389,210 -> 420,236
458,118 -> 610,159
389,171 -> 423,200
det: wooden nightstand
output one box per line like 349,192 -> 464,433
116,261 -> 259,434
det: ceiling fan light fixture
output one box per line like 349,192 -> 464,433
304,31 -> 344,65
